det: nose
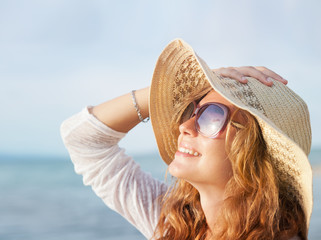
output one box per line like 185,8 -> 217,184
179,117 -> 198,137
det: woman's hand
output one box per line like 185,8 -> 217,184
213,66 -> 288,87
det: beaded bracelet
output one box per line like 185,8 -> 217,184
131,90 -> 150,123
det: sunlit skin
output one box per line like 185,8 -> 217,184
169,90 -> 242,232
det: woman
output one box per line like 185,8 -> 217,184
61,39 -> 312,239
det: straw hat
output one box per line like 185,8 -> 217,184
149,39 -> 313,228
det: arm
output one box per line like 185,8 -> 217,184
60,103 -> 167,239
91,87 -> 150,133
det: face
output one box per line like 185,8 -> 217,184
169,90 -> 238,192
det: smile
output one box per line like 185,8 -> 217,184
178,147 -> 200,156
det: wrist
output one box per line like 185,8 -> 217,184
131,87 -> 150,121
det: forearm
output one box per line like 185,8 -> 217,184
91,86 -> 150,133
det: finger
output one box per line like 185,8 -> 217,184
255,66 -> 288,85
238,66 -> 274,86
215,67 -> 248,83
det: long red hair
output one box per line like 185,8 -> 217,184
153,107 -> 306,239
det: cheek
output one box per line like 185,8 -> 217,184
203,138 -> 227,160
200,140 -> 233,182
203,146 -> 229,171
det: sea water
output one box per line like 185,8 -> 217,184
0,150 -> 320,240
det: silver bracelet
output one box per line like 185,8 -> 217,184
131,90 -> 150,123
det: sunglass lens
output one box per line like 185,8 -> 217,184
197,105 -> 227,137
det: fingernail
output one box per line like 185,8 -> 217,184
266,77 -> 273,83
241,76 -> 247,82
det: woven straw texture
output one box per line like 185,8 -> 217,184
149,39 -> 313,228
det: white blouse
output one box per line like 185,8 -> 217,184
60,107 -> 168,239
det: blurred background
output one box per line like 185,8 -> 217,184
0,0 -> 320,239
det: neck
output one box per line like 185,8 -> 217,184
195,184 -> 226,234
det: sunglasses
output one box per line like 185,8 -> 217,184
180,101 -> 230,138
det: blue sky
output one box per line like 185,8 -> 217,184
1,0 -> 320,157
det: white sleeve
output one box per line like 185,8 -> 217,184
60,107 -> 168,239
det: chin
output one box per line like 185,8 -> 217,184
168,161 -> 180,178
168,159 -> 194,181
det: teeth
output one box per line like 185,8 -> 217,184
178,147 -> 200,156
